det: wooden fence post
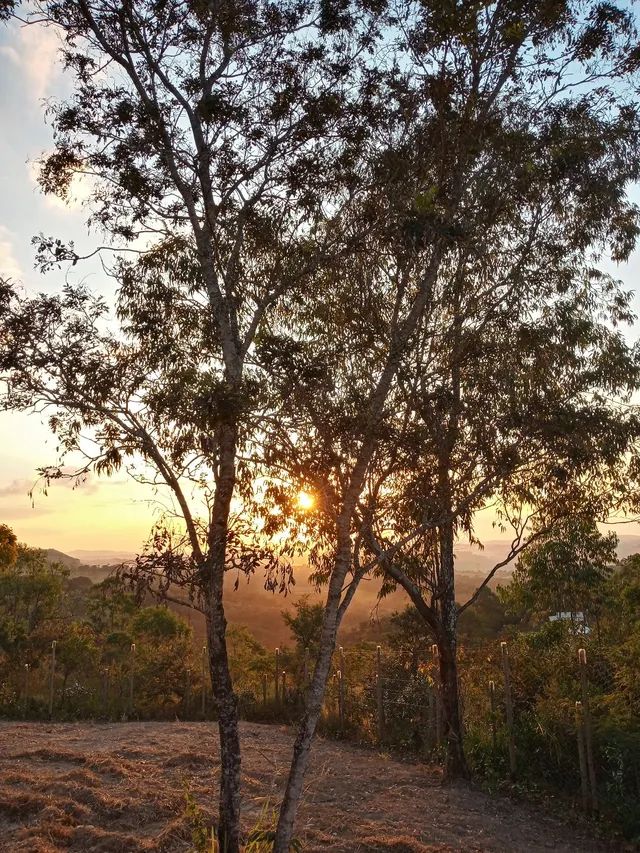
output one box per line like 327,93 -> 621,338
201,645 -> 207,717
102,668 -> 109,718
339,646 -> 346,726
337,670 -> 345,730
184,668 -> 191,717
428,685 -> 436,748
129,643 -> 136,717
275,648 -> 280,704
23,663 -> 30,718
575,700 -> 590,811
376,645 -> 384,743
578,648 -> 598,811
48,640 -> 56,717
500,641 -> 516,778
431,644 -> 442,746
281,670 -> 286,704
489,680 -> 497,750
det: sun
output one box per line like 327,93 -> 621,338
297,490 -> 315,511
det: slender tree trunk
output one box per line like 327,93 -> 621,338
204,589 -> 241,852
204,419 -> 242,853
437,524 -> 469,779
273,532 -> 352,852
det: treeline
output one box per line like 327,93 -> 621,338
2,520 -> 639,839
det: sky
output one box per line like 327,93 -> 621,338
1,15 -> 640,554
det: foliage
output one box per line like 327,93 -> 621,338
498,519 -> 618,625
282,596 -> 324,654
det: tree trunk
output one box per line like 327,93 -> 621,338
204,419 -> 242,853
205,591 -> 241,852
438,626 -> 468,778
437,524 -> 469,779
273,535 -> 351,852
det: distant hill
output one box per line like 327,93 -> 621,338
67,549 -> 136,566
44,549 -> 83,570
35,534 -> 640,648
44,549 -> 113,583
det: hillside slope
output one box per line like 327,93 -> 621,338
0,721 -> 611,852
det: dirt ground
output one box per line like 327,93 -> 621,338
0,721 -> 617,852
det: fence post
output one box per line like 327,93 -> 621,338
129,643 -> 136,717
262,673 -> 267,709
489,680 -> 497,750
184,668 -> 191,718
23,663 -> 30,718
428,685 -> 436,748
48,640 -> 57,718
338,669 -> 345,731
201,645 -> 207,718
575,701 -> 590,811
431,644 -> 442,746
275,648 -> 281,704
102,668 -> 110,718
281,670 -> 286,705
578,648 -> 597,811
500,641 -> 516,778
339,646 -> 346,726
376,645 -> 384,743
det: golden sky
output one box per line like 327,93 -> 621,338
2,17 -> 640,556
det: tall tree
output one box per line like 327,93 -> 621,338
1,1 -> 388,845
266,1 -> 640,842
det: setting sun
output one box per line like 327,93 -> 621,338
297,490 -> 315,511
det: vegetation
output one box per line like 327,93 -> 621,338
1,522 -> 638,841
2,1 -> 640,849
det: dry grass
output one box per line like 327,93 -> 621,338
0,721 -> 615,852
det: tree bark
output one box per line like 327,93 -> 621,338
203,419 -> 242,853
437,524 -> 469,779
273,529 -> 352,852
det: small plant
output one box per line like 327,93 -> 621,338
245,801 -> 302,852
183,780 -> 214,853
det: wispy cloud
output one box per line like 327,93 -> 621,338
0,478 -> 32,498
0,225 -> 23,282
15,21 -> 62,101
0,472 -> 100,499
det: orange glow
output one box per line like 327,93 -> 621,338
297,490 -> 315,511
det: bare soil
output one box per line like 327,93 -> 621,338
0,721 -> 616,852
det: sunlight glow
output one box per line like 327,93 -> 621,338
297,490 -> 315,511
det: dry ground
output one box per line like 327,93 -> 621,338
0,721 -> 617,852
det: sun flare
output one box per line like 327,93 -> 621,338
297,490 -> 315,511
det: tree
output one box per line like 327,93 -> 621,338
282,596 -> 324,654
56,622 -> 99,702
1,2 -> 387,847
264,2 -> 640,835
499,519 -> 618,627
0,537 -> 67,671
0,524 -> 18,569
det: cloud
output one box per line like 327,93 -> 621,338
0,45 -> 20,65
0,226 -> 23,281
0,478 -> 33,498
16,20 -> 62,101
0,472 -> 100,499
